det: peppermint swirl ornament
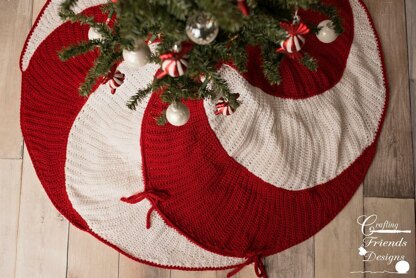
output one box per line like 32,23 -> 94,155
103,67 -> 125,94
277,21 -> 310,57
108,71 -> 125,94
161,56 -> 188,77
156,43 -> 192,79
215,97 -> 236,116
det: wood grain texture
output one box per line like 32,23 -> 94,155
32,0 -> 45,22
406,0 -> 415,81
0,159 -> 23,278
14,148 -> 69,278
0,0 -> 32,158
3,0 -> 414,277
170,263 -> 258,277
265,238 -> 314,278
315,186 -> 364,278
67,226 -> 119,278
363,0 -> 414,198
119,255 -> 170,278
406,0 -> 416,201
364,198 -> 415,277
229,265 -> 259,278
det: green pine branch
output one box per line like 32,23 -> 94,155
59,0 -> 344,122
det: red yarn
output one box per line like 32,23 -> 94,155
20,0 -> 389,274
20,12 -> 99,231
240,0 -> 354,98
227,255 -> 267,278
140,92 -> 380,258
19,10 -> 245,274
137,0 -> 386,260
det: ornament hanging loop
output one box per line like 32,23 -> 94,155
293,2 -> 300,24
293,10 -> 300,23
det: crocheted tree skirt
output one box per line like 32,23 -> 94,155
20,0 -> 388,275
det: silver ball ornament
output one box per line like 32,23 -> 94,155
88,28 -> 103,40
166,102 -> 190,126
122,40 -> 151,68
186,12 -> 219,45
316,20 -> 339,43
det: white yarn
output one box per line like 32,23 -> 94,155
65,61 -> 244,268
29,0 -> 384,267
204,0 -> 386,190
21,0 -> 107,72
24,0 -> 245,268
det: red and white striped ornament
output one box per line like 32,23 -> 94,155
237,0 -> 249,16
107,70 -> 125,94
215,97 -> 236,116
277,21 -> 310,57
156,42 -> 193,79
161,56 -> 188,78
103,67 -> 125,94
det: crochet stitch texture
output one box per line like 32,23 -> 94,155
20,0 -> 388,273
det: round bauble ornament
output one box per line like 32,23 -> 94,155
166,102 -> 190,126
316,20 -> 339,43
186,12 -> 219,45
122,40 -> 151,68
88,28 -> 103,40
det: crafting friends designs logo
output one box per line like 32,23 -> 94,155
351,214 -> 411,275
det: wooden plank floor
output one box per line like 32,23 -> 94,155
0,0 -> 415,277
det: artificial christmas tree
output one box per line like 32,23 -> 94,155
20,0 -> 388,277
59,0 -> 342,124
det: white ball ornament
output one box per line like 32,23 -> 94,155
166,102 -> 190,127
88,28 -> 103,40
316,20 -> 339,43
122,40 -> 151,68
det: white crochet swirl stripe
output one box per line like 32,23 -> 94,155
25,0 -> 244,268
65,62 -> 244,268
204,0 -> 386,190
21,0 -> 107,72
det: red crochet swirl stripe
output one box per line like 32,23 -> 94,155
20,0 -> 388,273
138,0 -> 388,258
21,6 -> 230,272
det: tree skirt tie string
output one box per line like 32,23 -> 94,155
138,0 -> 387,258
20,0 -> 387,274
227,254 -> 267,278
20,1 -> 247,270
121,190 -> 170,229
